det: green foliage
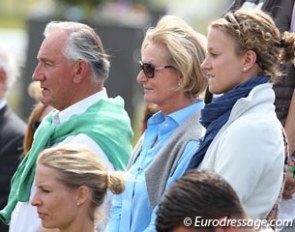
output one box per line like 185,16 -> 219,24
0,16 -> 25,29
56,0 -> 107,7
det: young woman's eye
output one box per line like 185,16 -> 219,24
41,188 -> 51,193
210,52 -> 218,57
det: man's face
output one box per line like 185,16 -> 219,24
32,29 -> 76,111
0,67 -> 7,98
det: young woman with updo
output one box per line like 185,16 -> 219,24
31,145 -> 125,232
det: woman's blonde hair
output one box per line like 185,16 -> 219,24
37,145 -> 124,221
211,9 -> 295,83
142,15 -> 208,98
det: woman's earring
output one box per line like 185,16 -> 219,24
77,202 -> 80,206
178,82 -> 181,87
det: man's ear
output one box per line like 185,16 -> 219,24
73,60 -> 90,84
0,69 -> 7,84
0,69 -> 7,93
242,50 -> 257,72
75,185 -> 90,206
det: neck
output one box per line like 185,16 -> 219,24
0,87 -> 5,99
61,227 -> 95,232
159,94 -> 195,116
57,84 -> 103,111
59,207 -> 95,232
60,219 -> 95,232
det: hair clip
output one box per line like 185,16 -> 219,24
280,38 -> 285,48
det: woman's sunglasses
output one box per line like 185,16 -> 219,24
139,60 -> 176,79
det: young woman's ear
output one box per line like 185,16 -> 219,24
75,185 -> 90,206
242,50 -> 257,72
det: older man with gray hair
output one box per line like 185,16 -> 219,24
0,21 -> 133,232
0,41 -> 26,232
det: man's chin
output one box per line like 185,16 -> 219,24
40,98 -> 51,106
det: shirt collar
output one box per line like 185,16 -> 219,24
52,88 -> 108,125
148,99 -> 204,126
0,99 -> 7,110
242,0 -> 264,9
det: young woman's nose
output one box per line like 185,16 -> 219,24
201,57 -> 209,70
31,192 -> 41,206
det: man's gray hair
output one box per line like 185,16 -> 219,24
44,21 -> 110,83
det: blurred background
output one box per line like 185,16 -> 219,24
1,0 -> 231,144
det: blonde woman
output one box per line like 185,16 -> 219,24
106,15 -> 207,232
31,145 -> 124,232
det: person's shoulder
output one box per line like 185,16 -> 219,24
95,97 -> 131,120
1,106 -> 26,134
221,114 -> 279,153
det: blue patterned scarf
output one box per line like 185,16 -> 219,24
186,76 -> 270,170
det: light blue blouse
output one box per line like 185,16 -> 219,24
106,100 -> 204,232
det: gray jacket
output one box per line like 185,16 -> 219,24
129,112 -> 204,208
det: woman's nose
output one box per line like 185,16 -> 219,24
31,192 -> 41,206
136,70 -> 148,83
201,58 -> 207,70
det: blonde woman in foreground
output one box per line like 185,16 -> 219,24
31,145 -> 124,232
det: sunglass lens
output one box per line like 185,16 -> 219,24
139,61 -> 155,78
143,63 -> 154,78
